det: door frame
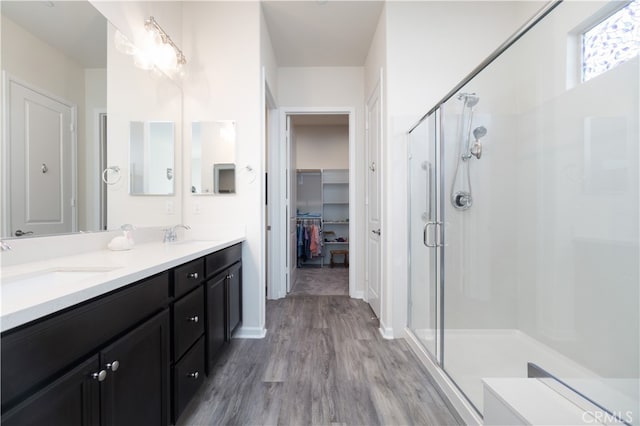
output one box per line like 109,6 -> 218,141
271,106 -> 356,299
1,72 -> 78,237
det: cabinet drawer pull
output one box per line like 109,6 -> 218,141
92,370 -> 107,382
187,272 -> 199,279
187,315 -> 199,323
106,360 -> 120,372
188,371 -> 199,379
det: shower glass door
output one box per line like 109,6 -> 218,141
408,111 -> 440,362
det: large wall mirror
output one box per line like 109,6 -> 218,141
191,121 -> 236,195
1,0 -> 183,238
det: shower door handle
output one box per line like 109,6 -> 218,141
424,222 -> 437,247
424,222 -> 442,248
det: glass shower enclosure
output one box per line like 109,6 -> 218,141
408,0 -> 639,423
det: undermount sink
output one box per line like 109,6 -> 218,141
166,239 -> 219,246
2,266 -> 121,290
1,266 -> 124,319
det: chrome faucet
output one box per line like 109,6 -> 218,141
163,224 -> 190,243
1,240 -> 12,251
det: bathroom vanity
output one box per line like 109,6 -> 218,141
0,238 -> 243,425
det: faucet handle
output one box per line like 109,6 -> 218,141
1,241 -> 12,251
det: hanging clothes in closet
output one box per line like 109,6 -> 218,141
297,218 -> 323,266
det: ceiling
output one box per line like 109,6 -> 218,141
1,0 -> 383,70
262,1 -> 385,67
1,0 -> 106,68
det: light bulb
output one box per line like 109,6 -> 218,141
114,29 -> 136,55
155,43 -> 178,73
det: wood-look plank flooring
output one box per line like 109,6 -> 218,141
290,268 -> 349,296
177,296 -> 461,426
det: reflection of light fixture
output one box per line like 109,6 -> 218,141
143,16 -> 186,72
114,16 -> 187,77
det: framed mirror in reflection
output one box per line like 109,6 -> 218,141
129,121 -> 175,195
1,0 -> 107,238
191,121 -> 236,194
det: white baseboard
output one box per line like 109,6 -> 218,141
378,319 -> 394,339
351,290 -> 365,299
233,326 -> 267,339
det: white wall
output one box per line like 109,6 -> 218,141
378,0 -> 541,337
510,1 -> 639,381
294,125 -> 349,170
88,1 -> 184,230
277,66 -> 366,298
105,22 -> 183,228
182,1 -> 265,337
1,15 -> 90,231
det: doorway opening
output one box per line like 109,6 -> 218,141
289,114 -> 350,296
270,108 -> 356,300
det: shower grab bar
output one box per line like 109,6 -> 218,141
527,362 -> 631,426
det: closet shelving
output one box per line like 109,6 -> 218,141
321,169 -> 349,266
296,169 -> 349,267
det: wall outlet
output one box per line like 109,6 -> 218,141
194,201 -> 201,215
166,201 -> 174,215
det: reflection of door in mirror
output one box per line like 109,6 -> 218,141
1,0 -> 107,237
191,121 -> 236,194
5,78 -> 75,238
129,122 -> 175,195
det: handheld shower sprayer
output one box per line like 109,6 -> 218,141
451,93 -> 486,210
470,126 -> 487,159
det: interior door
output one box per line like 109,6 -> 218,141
366,83 -> 382,319
8,78 -> 75,237
408,111 -> 440,361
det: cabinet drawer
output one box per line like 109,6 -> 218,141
173,258 -> 204,298
173,286 -> 204,361
1,272 -> 169,411
205,243 -> 241,277
173,336 -> 205,423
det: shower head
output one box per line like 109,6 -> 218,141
465,95 -> 479,108
457,92 -> 479,108
473,126 -> 487,140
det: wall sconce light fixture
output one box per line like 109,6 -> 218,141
114,16 -> 187,77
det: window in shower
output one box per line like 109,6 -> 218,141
582,0 -> 640,82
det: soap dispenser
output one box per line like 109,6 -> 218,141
108,224 -> 135,251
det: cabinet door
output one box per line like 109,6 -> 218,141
2,355 -> 100,426
100,309 -> 170,426
227,262 -> 242,340
206,272 -> 226,374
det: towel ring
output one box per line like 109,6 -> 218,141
102,166 -> 122,185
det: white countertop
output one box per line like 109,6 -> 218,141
1,237 -> 244,333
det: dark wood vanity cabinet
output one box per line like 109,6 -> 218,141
170,261 -> 206,424
205,243 -> 242,374
0,243 -> 242,426
2,355 -> 100,426
206,271 -> 227,370
1,273 -> 171,426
